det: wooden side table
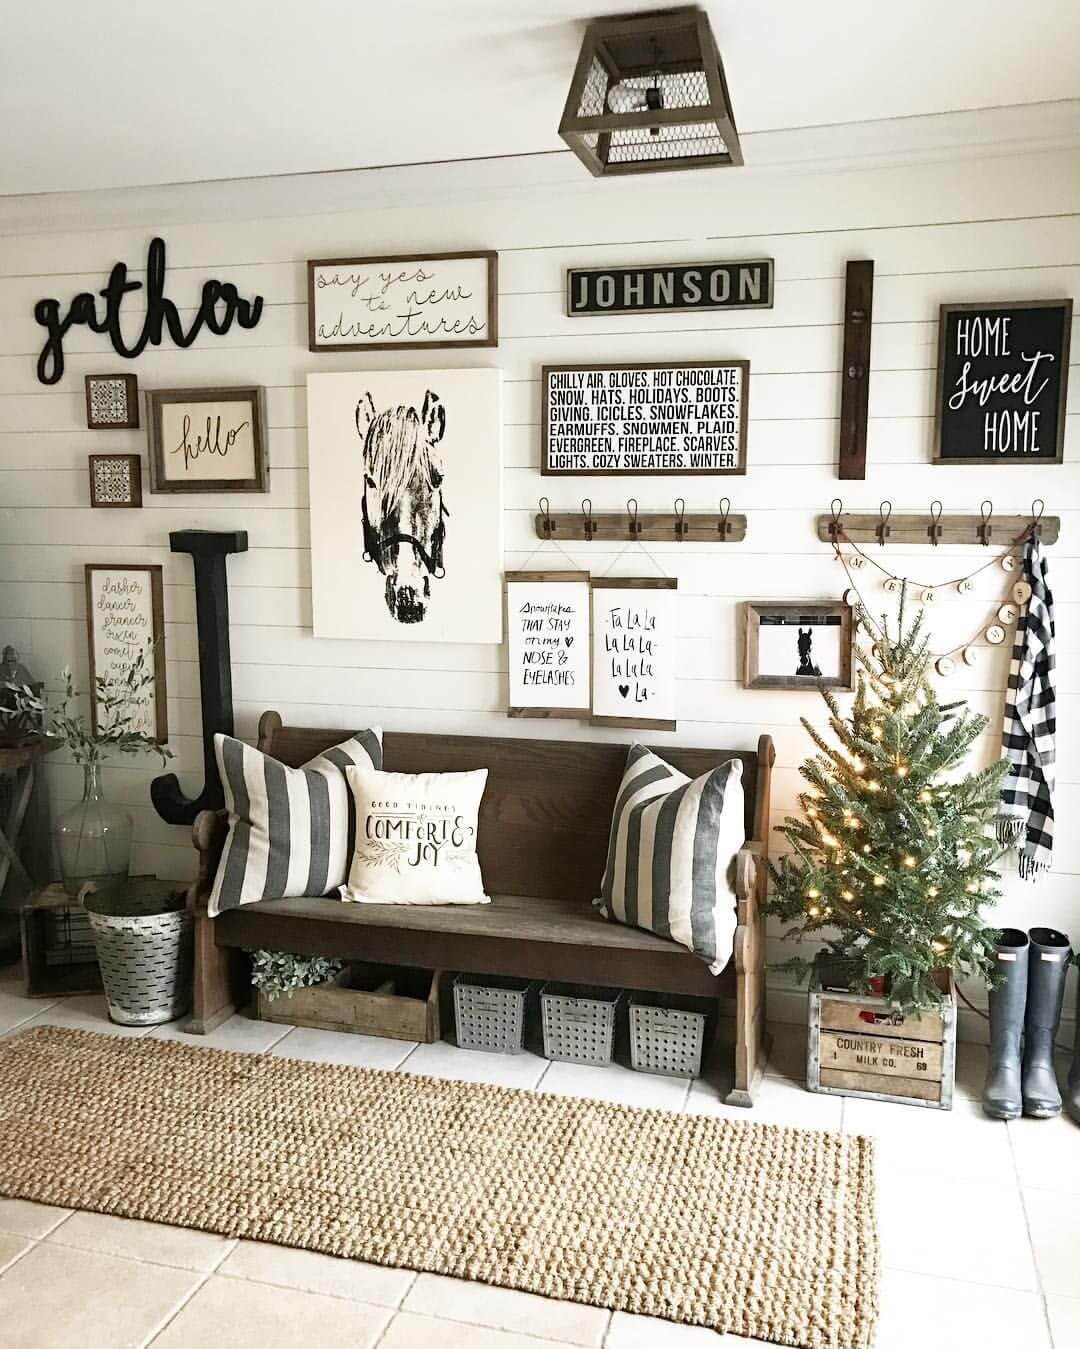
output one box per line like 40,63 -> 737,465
0,736 -> 60,964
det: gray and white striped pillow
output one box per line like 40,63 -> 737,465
596,745 -> 745,973
208,729 -> 383,917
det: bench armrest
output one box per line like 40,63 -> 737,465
188,809 -> 228,916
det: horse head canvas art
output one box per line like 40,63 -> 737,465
355,389 -> 448,624
307,367 -> 501,645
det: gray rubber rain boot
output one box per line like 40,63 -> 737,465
1064,955 -> 1079,1126
1022,927 -> 1073,1118
983,929 -> 1029,1120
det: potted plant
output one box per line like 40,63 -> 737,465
767,592 -> 1006,1073
6,648 -> 171,895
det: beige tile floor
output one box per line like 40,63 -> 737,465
0,962 -> 1076,1349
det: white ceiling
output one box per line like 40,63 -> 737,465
2,0 -> 1079,196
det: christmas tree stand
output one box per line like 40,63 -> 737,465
807,966 -> 957,1110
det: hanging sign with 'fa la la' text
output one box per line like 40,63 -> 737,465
542,361 -> 748,475
934,300 -> 1072,464
591,578 -> 678,731
567,259 -> 773,315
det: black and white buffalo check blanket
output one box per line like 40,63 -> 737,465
997,536 -> 1056,879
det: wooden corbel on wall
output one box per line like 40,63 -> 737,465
837,260 -> 874,480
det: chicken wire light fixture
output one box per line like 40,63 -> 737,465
559,7 -> 742,177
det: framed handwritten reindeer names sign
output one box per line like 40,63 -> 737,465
146,387 -> 268,493
307,251 -> 498,352
84,564 -> 167,741
591,578 -> 678,731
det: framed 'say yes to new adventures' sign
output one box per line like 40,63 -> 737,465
308,251 -> 498,352
542,361 -> 748,475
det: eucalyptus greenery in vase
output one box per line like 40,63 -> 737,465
8,649 -> 171,895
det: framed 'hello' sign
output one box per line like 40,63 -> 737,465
146,386 -> 268,493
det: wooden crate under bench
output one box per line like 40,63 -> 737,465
257,963 -> 441,1042
807,971 -> 956,1109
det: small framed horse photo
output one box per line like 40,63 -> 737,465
306,369 -> 503,644
743,601 -> 854,691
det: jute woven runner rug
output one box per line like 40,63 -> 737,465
0,1028 -> 877,1348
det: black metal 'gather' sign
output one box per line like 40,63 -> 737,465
933,299 -> 1072,465
33,237 -> 264,385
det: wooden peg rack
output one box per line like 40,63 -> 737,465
534,509 -> 747,543
817,512 -> 1060,547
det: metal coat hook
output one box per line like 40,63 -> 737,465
978,500 -> 993,547
828,498 -> 845,544
718,497 -> 732,541
876,500 -> 893,547
1030,498 -> 1046,539
673,497 -> 688,540
626,497 -> 642,537
581,497 -> 596,540
539,496 -> 555,537
927,500 -> 944,546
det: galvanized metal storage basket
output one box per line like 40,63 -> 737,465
629,993 -> 711,1077
540,983 -> 622,1066
83,886 -> 193,1027
453,973 -> 536,1053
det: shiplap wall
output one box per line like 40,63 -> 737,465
1,147 -> 1077,1031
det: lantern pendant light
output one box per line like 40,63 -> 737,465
559,6 -> 743,177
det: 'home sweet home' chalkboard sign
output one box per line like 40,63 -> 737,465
934,300 -> 1072,464
542,361 -> 748,475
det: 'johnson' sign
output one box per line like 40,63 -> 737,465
566,259 -> 773,316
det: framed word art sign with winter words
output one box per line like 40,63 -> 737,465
744,601 -> 854,692
84,564 -> 167,741
591,578 -> 678,730
307,251 -> 498,352
146,387 -> 268,493
542,361 -> 748,475
934,299 -> 1072,464
505,572 -> 591,718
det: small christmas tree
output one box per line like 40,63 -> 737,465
768,590 -> 1007,1013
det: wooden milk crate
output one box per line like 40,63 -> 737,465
807,970 -> 956,1109
257,963 -> 441,1043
